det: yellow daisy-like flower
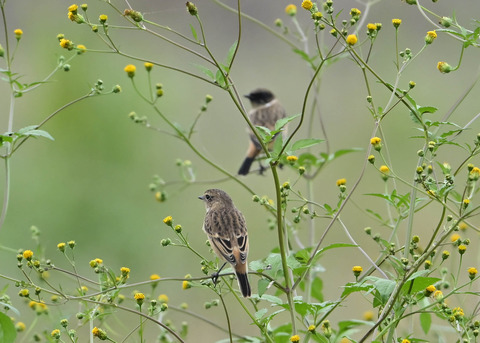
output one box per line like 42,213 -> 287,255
134,292 -> 145,300
450,233 -> 460,242
363,310 -> 374,321
92,327 -> 108,340
286,155 -> 298,163
158,294 -> 169,303
99,14 -> 108,23
15,322 -> 26,332
425,30 -> 437,44
163,215 -> 173,226
352,265 -> 363,277
76,44 -> 86,54
401,340 -> 410,343
120,267 -> 130,277
59,38 -> 73,50
22,250 -> 33,260
301,0 -> 313,10
370,137 -> 381,145
458,244 -> 467,255
346,34 -> 358,46
336,178 -> 346,186
14,29 -> 23,38
51,329 -> 61,338
150,274 -> 161,280
57,242 -> 66,252
68,4 -> 78,13
367,23 -> 377,32
307,325 -> 316,332
441,250 -> 450,260
124,64 -> 136,78
379,165 -> 389,173
453,307 -> 464,319
470,167 -> 480,180
468,267 -> 478,280
425,284 -> 436,296
18,289 -> 29,297
437,61 -> 452,73
182,280 -> 191,290
285,4 -> 297,16
392,18 -> 402,28
290,335 -> 300,343
458,222 -> 468,231
350,8 -> 361,17
463,199 -> 470,208
144,62 -> 154,71
433,290 -> 443,300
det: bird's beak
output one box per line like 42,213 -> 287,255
244,94 -> 251,99
198,195 -> 204,200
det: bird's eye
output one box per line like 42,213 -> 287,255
205,194 -> 211,200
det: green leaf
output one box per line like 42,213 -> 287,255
255,308 -> 268,320
16,126 -> 54,140
225,40 -> 238,66
275,114 -> 300,131
311,277 -> 324,302
420,312 -> 432,334
341,282 -> 375,297
291,139 -> 323,151
417,106 -> 438,115
193,64 -> 214,80
255,125 -> 273,143
0,312 -> 17,343
401,275 -> 440,295
257,278 -> 270,297
259,294 -> 284,305
215,69 -> 226,88
189,24 -> 198,41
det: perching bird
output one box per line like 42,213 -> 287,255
238,88 -> 287,175
198,189 -> 251,297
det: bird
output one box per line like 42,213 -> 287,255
238,88 -> 287,175
198,189 -> 251,297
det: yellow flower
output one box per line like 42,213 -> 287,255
144,62 -> 154,71
453,307 -> 464,319
363,310 -> 374,321
80,286 -> 88,294
23,250 -> 33,260
401,340 -> 410,343
367,154 -> 375,164
124,64 -> 136,78
182,280 -> 191,290
392,18 -> 402,28
286,155 -> 298,163
163,215 -> 173,226
367,23 -> 377,32
346,34 -> 358,46
441,250 -> 450,260
458,244 -> 467,255
433,290 -> 443,300
308,324 -> 316,332
450,233 -> 460,243
437,61 -> 452,73
158,294 -> 169,303
150,274 -> 161,280
120,267 -> 130,277
76,44 -> 86,54
59,38 -> 73,50
379,165 -> 389,173
352,265 -> 363,277
18,289 -> 29,297
57,242 -> 66,252
301,0 -> 313,10
68,4 -> 78,13
336,178 -> 346,186
425,30 -> 437,44
15,322 -> 26,332
370,137 -> 381,145
470,167 -> 480,180
134,292 -> 145,300
99,14 -> 108,23
51,329 -> 61,338
463,199 -> 470,208
14,29 -> 23,39
425,285 -> 436,296
350,8 -> 361,16
290,335 -> 300,343
92,327 -> 108,340
285,4 -> 297,16
468,267 -> 478,280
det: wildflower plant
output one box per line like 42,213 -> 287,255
1,0 -> 480,343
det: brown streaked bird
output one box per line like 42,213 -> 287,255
238,88 -> 287,175
198,189 -> 251,298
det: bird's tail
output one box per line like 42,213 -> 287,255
238,157 -> 255,176
235,270 -> 251,298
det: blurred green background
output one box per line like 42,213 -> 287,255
1,0 -> 480,341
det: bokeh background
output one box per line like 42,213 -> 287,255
1,0 -> 480,341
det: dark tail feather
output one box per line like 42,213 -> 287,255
238,157 -> 255,175
236,271 -> 251,298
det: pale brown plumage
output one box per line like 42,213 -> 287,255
198,189 -> 251,297
238,88 -> 287,175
